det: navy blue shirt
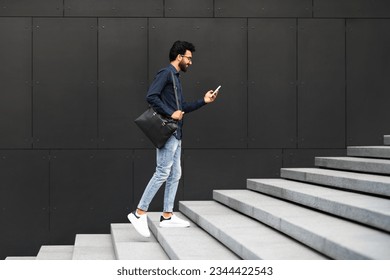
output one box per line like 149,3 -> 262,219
146,64 -> 206,140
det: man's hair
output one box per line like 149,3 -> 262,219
169,40 -> 195,61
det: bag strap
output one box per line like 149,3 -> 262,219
171,71 -> 180,110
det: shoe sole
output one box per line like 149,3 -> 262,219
159,223 -> 190,228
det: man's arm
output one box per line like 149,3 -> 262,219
181,90 -> 216,113
146,70 -> 175,117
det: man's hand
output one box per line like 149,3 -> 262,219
171,110 -> 184,120
204,90 -> 218,103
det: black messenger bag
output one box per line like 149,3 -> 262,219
135,72 -> 180,149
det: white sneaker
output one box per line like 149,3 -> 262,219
128,211 -> 150,237
159,214 -> 190,228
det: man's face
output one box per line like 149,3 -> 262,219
179,50 -> 193,72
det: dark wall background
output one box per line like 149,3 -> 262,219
1,0 -> 389,259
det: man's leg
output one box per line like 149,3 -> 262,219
137,136 -> 179,211
129,136 -> 178,237
162,139 -> 182,217
160,139 -> 190,228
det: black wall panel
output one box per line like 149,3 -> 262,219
33,18 -> 98,149
248,19 -> 297,148
298,19 -> 345,148
1,209 -> 48,259
183,149 -> 282,200
0,151 -> 50,259
347,19 -> 390,145
50,150 -> 132,243
0,18 -> 31,148
165,0 -> 214,17
215,0 -> 312,17
98,18 -> 149,149
283,149 -> 347,168
0,0 -> 62,16
149,18 -> 247,148
64,0 -> 163,17
314,0 -> 390,18
0,151 -> 50,210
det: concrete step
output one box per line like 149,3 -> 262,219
213,189 -> 390,259
280,168 -> 390,197
315,156 -> 390,175
5,256 -> 36,260
36,245 -> 74,260
147,212 -> 239,260
385,135 -> 390,146
348,146 -> 390,159
179,200 -> 328,260
72,234 -> 116,260
111,223 -> 168,260
247,178 -> 390,232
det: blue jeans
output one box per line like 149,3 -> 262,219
137,135 -> 182,212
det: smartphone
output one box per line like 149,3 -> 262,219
212,85 -> 221,96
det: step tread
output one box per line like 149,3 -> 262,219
111,223 -> 169,260
72,234 -> 116,260
282,167 -> 390,183
36,245 -> 74,260
213,189 -> 390,260
247,178 -> 390,232
180,200 -> 328,260
315,156 -> 390,175
147,212 -> 239,260
348,146 -> 390,159
281,167 -> 390,197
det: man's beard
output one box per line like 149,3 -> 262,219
179,60 -> 189,72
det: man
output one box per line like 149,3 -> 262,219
128,41 -> 218,237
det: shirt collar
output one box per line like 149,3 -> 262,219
169,64 -> 180,76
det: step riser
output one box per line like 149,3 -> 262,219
280,168 -> 390,197
72,234 -> 116,260
315,157 -> 390,175
5,257 -> 36,260
348,147 -> 390,159
385,136 -> 390,146
36,246 -> 74,260
247,179 -> 390,232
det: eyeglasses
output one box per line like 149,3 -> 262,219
181,55 -> 193,62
